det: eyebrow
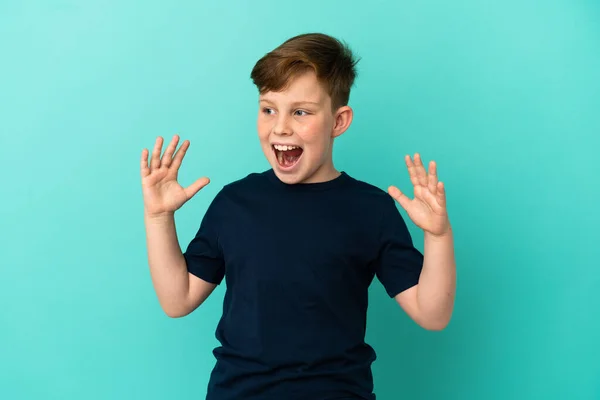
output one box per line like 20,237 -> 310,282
259,99 -> 321,106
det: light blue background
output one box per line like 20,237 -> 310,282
1,1 -> 599,399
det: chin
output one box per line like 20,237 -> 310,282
271,162 -> 307,185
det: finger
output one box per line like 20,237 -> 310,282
413,182 -> 426,201
405,155 -> 420,187
388,185 -> 412,211
420,181 -> 446,211
161,134 -> 180,168
428,160 -> 438,195
150,136 -> 164,171
184,177 -> 210,199
171,139 -> 190,172
414,153 -> 428,186
437,181 -> 446,208
421,184 -> 439,208
140,148 -> 150,178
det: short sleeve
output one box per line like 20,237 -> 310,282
182,191 -> 226,285
375,196 -> 424,298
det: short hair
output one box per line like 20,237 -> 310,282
250,33 -> 360,110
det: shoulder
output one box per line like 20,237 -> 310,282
222,170 -> 271,190
341,173 -> 409,233
200,171 -> 270,221
216,170 -> 272,197
206,170 -> 273,208
342,172 -> 397,209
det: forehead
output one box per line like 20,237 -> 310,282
259,71 -> 329,105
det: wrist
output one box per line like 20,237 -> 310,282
144,210 -> 175,224
425,226 -> 453,242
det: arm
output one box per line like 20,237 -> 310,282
145,213 -> 216,318
395,229 -> 456,330
388,153 -> 456,330
141,135 -> 215,318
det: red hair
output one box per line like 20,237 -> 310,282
250,33 -> 360,110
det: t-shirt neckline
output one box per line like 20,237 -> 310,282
265,169 -> 351,191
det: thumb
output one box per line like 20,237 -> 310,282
184,177 -> 210,199
387,185 -> 411,210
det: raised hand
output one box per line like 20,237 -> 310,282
388,153 -> 450,237
141,135 -> 209,218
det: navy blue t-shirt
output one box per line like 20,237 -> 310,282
183,169 -> 424,400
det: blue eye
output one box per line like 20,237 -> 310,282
262,107 -> 274,115
295,110 -> 308,116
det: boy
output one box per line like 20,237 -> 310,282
141,33 -> 456,400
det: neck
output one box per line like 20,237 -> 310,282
304,160 -> 340,184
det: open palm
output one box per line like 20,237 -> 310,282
141,135 -> 209,218
388,153 -> 450,237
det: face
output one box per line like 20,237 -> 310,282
257,70 -> 353,185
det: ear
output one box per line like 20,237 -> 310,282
331,106 -> 353,138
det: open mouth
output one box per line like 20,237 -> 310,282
272,144 -> 303,169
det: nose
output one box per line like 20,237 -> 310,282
273,113 -> 292,136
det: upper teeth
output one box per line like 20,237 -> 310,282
274,144 -> 299,151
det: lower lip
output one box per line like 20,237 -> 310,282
272,146 -> 302,172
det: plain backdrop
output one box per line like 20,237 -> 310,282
1,1 -> 599,399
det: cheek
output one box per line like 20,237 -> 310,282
297,120 -> 328,143
297,119 -> 330,144
257,118 -> 270,140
